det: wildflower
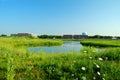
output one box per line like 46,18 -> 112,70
105,57 -> 108,60
99,57 -> 103,61
97,71 -> 101,76
75,78 -> 78,80
89,56 -> 93,59
82,76 -> 86,80
93,77 -> 96,80
81,67 -> 86,71
19,77 -> 22,80
71,74 -> 74,76
102,78 -> 105,80
96,64 -> 100,68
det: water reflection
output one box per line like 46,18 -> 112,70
29,41 -> 83,53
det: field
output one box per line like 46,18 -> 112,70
80,39 -> 120,47
0,37 -> 120,80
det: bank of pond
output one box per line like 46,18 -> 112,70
0,37 -> 120,80
80,39 -> 120,47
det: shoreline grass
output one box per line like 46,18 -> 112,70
0,37 -> 63,47
80,39 -> 120,47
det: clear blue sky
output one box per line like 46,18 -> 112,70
0,0 -> 120,36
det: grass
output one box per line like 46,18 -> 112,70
0,37 -> 120,80
0,37 -> 63,47
80,39 -> 120,47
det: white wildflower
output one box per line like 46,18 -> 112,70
81,67 -> 86,71
102,78 -> 105,80
99,57 -> 103,61
96,64 -> 100,68
105,57 -> 108,60
89,56 -> 93,59
72,74 -> 74,76
97,71 -> 101,76
82,76 -> 86,80
93,77 -> 96,80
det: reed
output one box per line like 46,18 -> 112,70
80,39 -> 120,47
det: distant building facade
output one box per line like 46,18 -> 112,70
63,35 -> 73,39
80,35 -> 88,39
73,35 -> 81,39
63,34 -> 88,39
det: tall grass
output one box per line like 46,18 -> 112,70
1,46 -> 120,80
1,37 -> 120,79
80,39 -> 120,47
0,37 -> 63,47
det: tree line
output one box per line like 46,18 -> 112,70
0,34 -> 120,39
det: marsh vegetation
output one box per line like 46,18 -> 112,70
0,37 -> 120,80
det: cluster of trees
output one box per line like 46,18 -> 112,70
88,35 -> 120,39
38,35 -> 62,39
88,35 -> 112,39
0,34 -> 120,40
38,35 -> 120,40
0,34 -> 7,37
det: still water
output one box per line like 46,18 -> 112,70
29,41 -> 83,53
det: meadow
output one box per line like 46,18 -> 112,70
80,39 -> 120,47
0,37 -> 120,80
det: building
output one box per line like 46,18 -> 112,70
82,32 -> 87,36
63,32 -> 88,39
63,35 -> 73,39
80,35 -> 88,39
73,35 -> 81,39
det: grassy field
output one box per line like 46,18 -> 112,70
0,37 -> 62,47
0,38 -> 120,80
80,39 -> 120,47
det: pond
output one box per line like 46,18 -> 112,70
29,41 -> 83,53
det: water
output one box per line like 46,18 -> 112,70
29,41 -> 83,53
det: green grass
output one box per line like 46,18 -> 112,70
1,37 -> 120,80
0,37 -> 63,47
80,39 -> 120,47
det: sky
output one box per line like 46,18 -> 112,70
0,0 -> 120,36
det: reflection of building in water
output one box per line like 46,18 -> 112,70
11,33 -> 37,38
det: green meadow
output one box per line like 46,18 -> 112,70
80,39 -> 120,47
0,37 -> 120,80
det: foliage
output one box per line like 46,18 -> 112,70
38,35 -> 62,39
88,35 -> 113,39
0,34 -> 7,37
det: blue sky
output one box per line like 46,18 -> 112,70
0,0 -> 120,36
